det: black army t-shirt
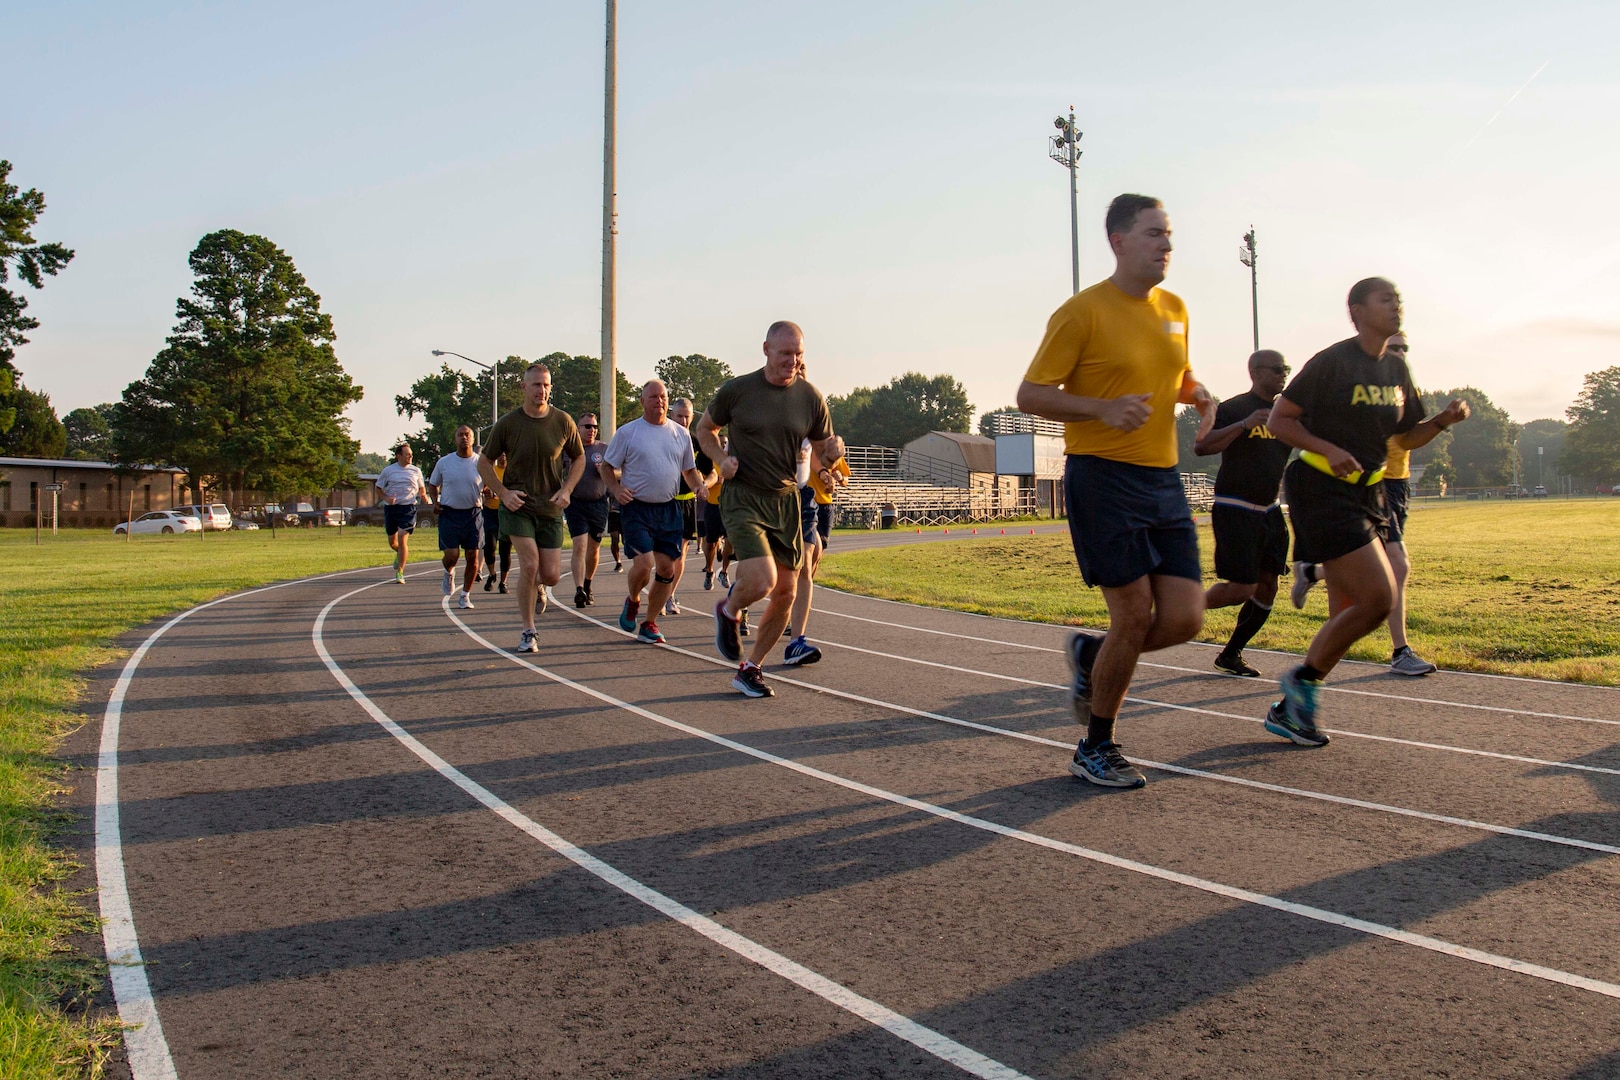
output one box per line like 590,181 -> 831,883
1212,391 -> 1292,504
705,369 -> 832,493
1280,338 -> 1424,473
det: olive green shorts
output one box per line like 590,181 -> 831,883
720,484 -> 803,570
499,507 -> 568,549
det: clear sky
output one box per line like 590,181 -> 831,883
9,1 -> 1620,453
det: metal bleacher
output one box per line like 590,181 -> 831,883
836,447 -> 1039,527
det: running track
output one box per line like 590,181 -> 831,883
61,530 -> 1620,1078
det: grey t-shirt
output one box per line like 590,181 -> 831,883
428,452 -> 484,510
602,418 -> 696,504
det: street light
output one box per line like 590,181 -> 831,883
1048,108 -> 1082,295
1238,227 -> 1258,352
431,349 -> 499,441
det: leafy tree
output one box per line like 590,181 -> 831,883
977,405 -> 1019,437
353,451 -> 391,474
1437,385 -> 1517,488
655,354 -> 733,411
0,160 -> 75,438
396,355 -> 526,463
1561,366 -> 1620,482
541,352 -> 639,427
113,230 -> 362,504
1,384 -> 65,457
1516,418 -> 1568,490
827,373 -> 972,448
1176,404 -> 1219,477
63,402 -> 118,460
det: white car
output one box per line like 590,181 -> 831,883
113,511 -> 205,536
172,503 -> 233,531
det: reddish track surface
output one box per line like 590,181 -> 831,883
63,530 -> 1620,1078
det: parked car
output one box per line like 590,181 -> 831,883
1533,486 -> 1548,497
172,503 -> 233,531
231,518 -> 260,530
349,503 -> 437,528
285,502 -> 346,527
113,511 -> 205,536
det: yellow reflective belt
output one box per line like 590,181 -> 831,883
1300,451 -> 1385,487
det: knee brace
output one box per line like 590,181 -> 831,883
654,571 -> 676,584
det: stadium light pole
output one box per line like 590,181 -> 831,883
1239,227 -> 1259,352
1048,108 -> 1082,295
600,0 -> 619,441
432,350 -> 498,439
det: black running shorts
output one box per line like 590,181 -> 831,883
1383,478 -> 1410,544
1064,455 -> 1200,589
1211,503 -> 1289,585
1284,459 -> 1388,565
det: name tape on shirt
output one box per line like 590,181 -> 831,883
1163,321 -> 1186,336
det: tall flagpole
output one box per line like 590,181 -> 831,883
599,0 -> 619,440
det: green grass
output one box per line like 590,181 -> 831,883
820,500 -> 1620,685
0,527 -> 396,1078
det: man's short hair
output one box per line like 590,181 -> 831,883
455,424 -> 474,435
523,362 -> 551,381
392,443 -> 410,456
765,320 -> 804,343
1347,277 -> 1394,311
1105,194 -> 1163,238
1247,349 -> 1285,371
670,397 -> 693,412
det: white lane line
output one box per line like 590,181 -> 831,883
312,585 -> 1031,1080
816,584 -> 1620,694
99,563 -> 416,1080
544,602 -> 1620,858
434,595 -> 1620,1003
814,606 -> 1620,728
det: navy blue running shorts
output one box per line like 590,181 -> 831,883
564,496 -> 610,541
702,501 -> 726,544
1382,478 -> 1410,544
1211,503 -> 1288,585
1064,454 -> 1200,589
798,486 -> 820,547
436,505 -> 483,552
619,499 -> 684,560
383,503 -> 417,536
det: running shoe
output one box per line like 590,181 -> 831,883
718,569 -> 729,589
614,560 -> 624,574
738,610 -> 750,637
1064,630 -> 1104,725
1265,667 -> 1329,746
731,663 -> 774,698
782,624 -> 793,640
1390,646 -> 1438,677
783,636 -> 822,666
484,574 -> 495,592
714,600 -> 742,661
536,587 -> 548,615
620,597 -> 641,633
498,579 -> 508,594
665,595 -> 681,616
703,570 -> 714,591
458,591 -> 474,610
583,579 -> 593,605
395,570 -> 406,584
574,586 -> 588,609
517,628 -> 538,653
441,569 -> 453,596
1068,740 -> 1146,789
637,621 -> 666,644
1214,651 -> 1261,677
1289,561 -> 1320,610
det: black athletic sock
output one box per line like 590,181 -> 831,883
1297,664 -> 1326,683
1083,715 -> 1117,751
1224,599 -> 1273,655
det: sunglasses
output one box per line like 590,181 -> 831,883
1259,365 -> 1290,374
580,423 -> 599,429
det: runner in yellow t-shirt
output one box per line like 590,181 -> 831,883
1015,193 -> 1213,790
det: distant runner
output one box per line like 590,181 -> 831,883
665,397 -> 703,616
375,442 -> 427,585
478,363 -> 586,654
481,453 -> 512,594
1194,351 -> 1293,677
564,413 -> 611,609
1015,193 -> 1212,789
784,436 -> 850,666
1265,279 -> 1468,745
427,424 -> 485,609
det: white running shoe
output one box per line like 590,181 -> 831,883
665,595 -> 681,616
458,590 -> 474,610
1290,561 -> 1321,609
441,569 -> 453,595
517,628 -> 538,653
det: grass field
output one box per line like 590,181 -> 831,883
820,500 -> 1620,685
0,527 -> 396,1078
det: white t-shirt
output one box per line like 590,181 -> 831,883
602,418 -> 696,504
375,463 -> 425,504
428,452 -> 484,510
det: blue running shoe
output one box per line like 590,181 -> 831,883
1068,740 -> 1146,789
1265,667 -> 1329,747
637,620 -> 665,644
1064,630 -> 1104,725
619,597 -> 640,633
783,636 -> 822,666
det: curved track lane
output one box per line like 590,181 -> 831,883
64,532 -> 1620,1078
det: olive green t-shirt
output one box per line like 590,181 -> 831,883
482,406 -> 584,519
705,369 -> 833,493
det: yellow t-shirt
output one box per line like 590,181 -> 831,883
808,458 -> 851,505
481,462 -> 505,510
1383,437 -> 1411,480
1023,280 -> 1192,467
